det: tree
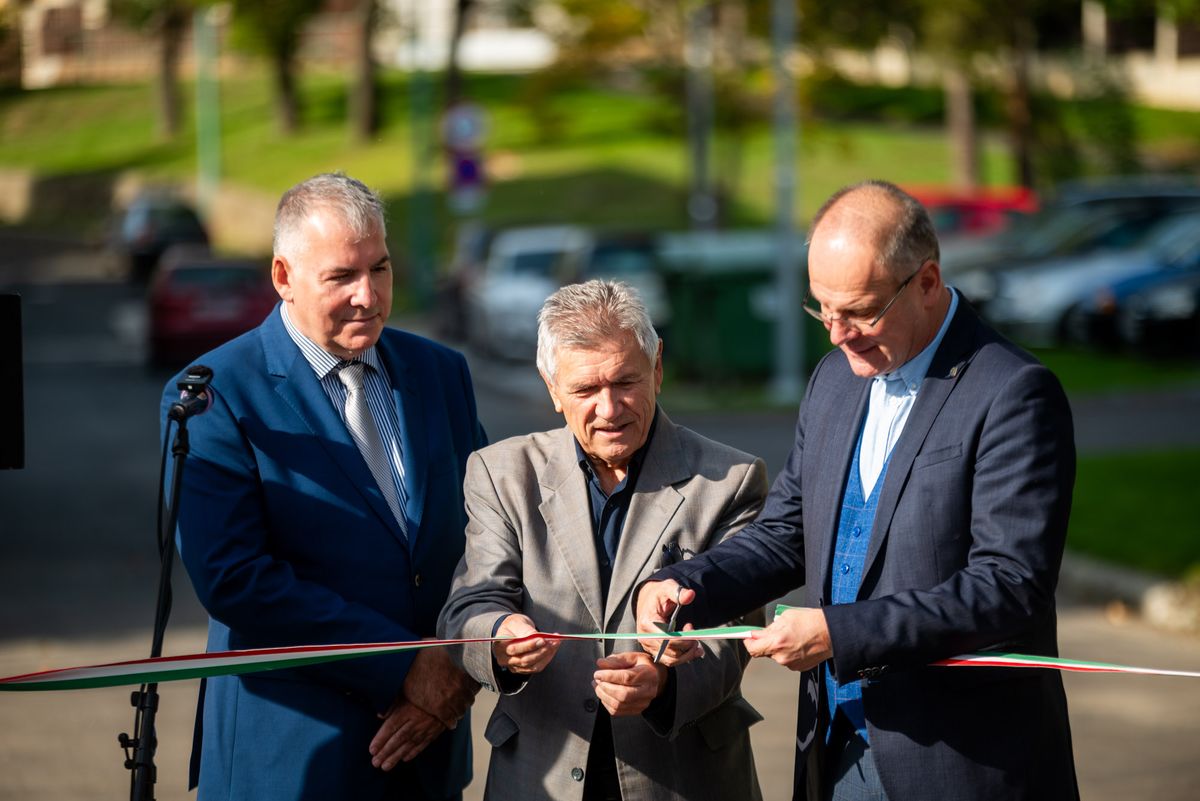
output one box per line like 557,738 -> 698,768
230,0 -> 322,135
350,0 -> 379,141
444,0 -> 477,107
110,0 -> 194,140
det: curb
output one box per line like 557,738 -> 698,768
1060,552 -> 1200,635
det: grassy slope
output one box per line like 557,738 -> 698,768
1069,450 -> 1200,578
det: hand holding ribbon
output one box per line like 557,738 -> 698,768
492,614 -> 561,675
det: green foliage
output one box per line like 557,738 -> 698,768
229,0 -> 322,57
1068,450 -> 1200,577
1031,347 -> 1200,395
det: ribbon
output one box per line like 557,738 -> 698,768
0,627 -> 758,692
1,623 -> 1196,692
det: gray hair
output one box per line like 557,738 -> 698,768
537,280 -> 659,382
273,172 -> 387,260
808,179 -> 940,277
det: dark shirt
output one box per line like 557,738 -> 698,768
574,410 -> 659,596
573,410 -> 668,801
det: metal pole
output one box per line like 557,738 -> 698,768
194,7 -> 220,218
685,2 -> 716,229
407,0 -> 435,309
769,0 -> 804,403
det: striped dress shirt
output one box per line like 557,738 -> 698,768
280,305 -> 410,537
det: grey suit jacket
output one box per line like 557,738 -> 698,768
438,411 -> 767,801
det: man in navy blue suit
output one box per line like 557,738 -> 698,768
163,173 -> 486,800
636,181 -> 1078,801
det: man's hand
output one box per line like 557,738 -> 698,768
492,614 -> 561,675
402,646 -> 480,729
369,700 -> 444,770
592,651 -> 668,717
743,607 -> 833,671
635,579 -> 703,666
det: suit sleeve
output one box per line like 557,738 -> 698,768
644,362 -> 830,628
822,362 -> 1075,676
165,383 -> 420,713
437,451 -> 527,694
645,457 -> 770,739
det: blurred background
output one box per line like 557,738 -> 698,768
1,1 -> 1200,799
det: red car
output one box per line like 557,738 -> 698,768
904,185 -> 1039,237
148,250 -> 278,368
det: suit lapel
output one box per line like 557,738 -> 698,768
261,310 -> 400,537
859,304 -> 979,592
539,427 -> 606,631
376,333 -> 429,552
604,413 -> 687,631
814,379 -> 871,602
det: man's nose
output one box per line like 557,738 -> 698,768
349,273 -> 375,308
595,387 -> 619,420
828,318 -> 859,347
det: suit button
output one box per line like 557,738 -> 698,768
584,698 -> 597,713
571,768 -> 585,782
413,573 -> 422,587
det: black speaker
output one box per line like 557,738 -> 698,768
0,293 -> 24,470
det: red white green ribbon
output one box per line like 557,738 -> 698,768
0,628 -> 758,692
932,652 -> 1200,677
1,623 -> 1196,692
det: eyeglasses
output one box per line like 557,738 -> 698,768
802,262 -> 926,331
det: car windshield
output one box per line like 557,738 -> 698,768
503,250 -> 564,277
1148,215 -> 1200,264
586,247 -> 656,277
1010,207 -> 1108,257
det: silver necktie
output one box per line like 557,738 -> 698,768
337,361 -> 407,538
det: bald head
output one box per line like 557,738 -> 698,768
808,180 -> 939,280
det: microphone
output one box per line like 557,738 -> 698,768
168,365 -> 214,422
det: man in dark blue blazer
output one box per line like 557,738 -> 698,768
163,173 -> 486,801
636,181 -> 1078,801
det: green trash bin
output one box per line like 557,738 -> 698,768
659,231 -> 829,382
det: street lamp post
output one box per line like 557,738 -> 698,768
769,0 -> 804,404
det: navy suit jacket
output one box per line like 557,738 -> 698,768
162,307 -> 486,801
658,301 -> 1079,801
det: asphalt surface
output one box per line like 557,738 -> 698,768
1,237 -> 1198,800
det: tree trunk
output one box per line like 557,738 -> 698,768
273,46 -> 300,135
350,0 -> 378,142
156,6 -> 188,140
444,0 -> 475,107
1006,19 -> 1036,189
943,67 -> 979,191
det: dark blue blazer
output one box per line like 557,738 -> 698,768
659,301 -> 1079,801
162,307 -> 486,801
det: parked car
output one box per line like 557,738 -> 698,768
985,211 -> 1200,347
1115,272 -> 1200,356
1062,224 -> 1200,352
905,185 -> 1038,237
147,250 -> 278,368
115,194 -> 210,283
464,225 -> 593,360
570,233 -> 671,336
941,178 -> 1200,305
433,220 -> 493,342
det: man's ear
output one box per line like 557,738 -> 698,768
540,370 -> 564,414
272,255 -> 293,302
653,339 -> 664,395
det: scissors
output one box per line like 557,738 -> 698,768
651,585 -> 685,664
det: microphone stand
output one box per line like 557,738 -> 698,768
120,366 -> 211,801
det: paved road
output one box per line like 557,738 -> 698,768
1,241 -> 1199,800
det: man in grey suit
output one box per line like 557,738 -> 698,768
431,280 -> 766,800
637,181 -> 1079,801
